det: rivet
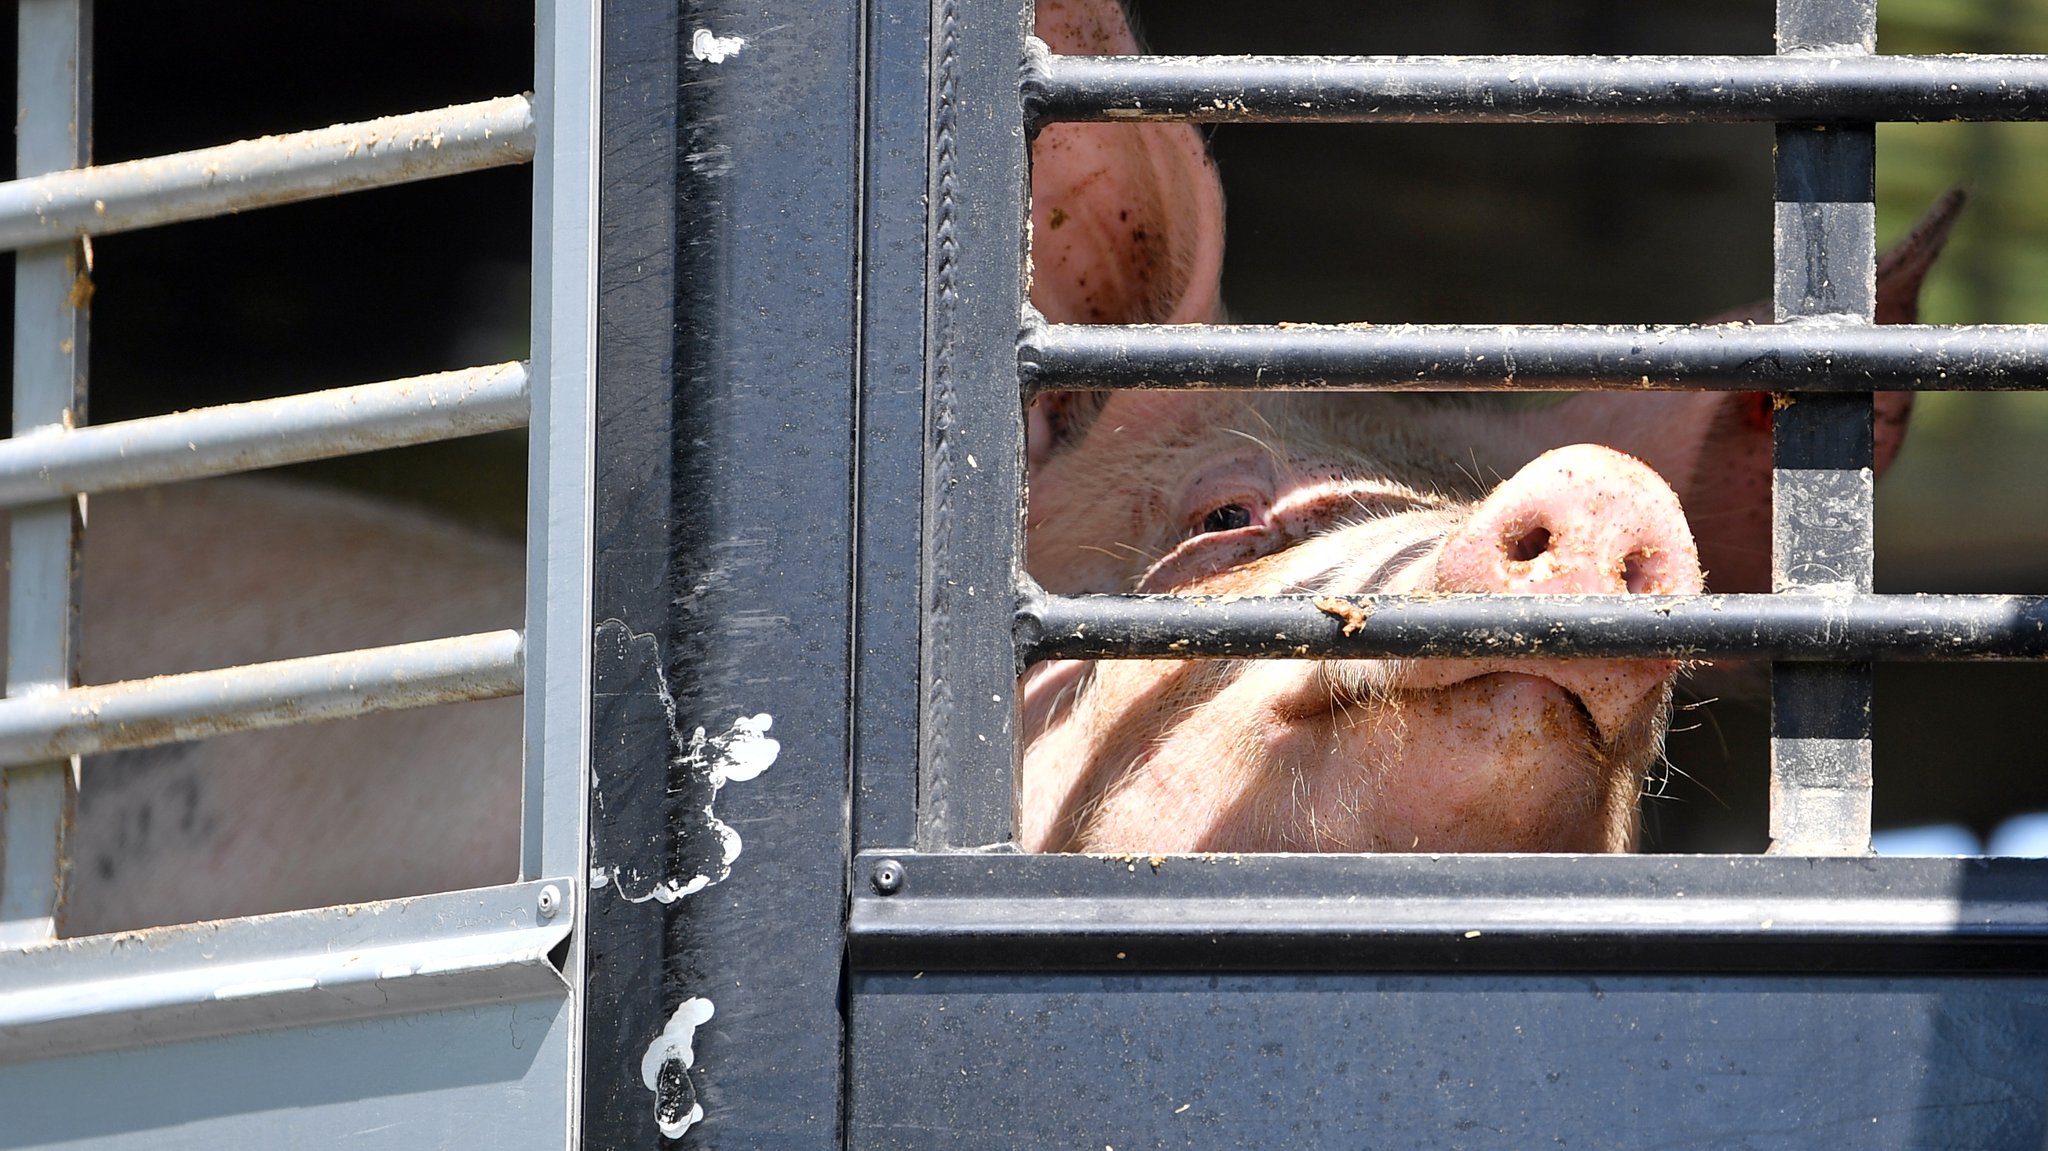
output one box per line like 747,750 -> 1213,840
537,883 -> 563,920
871,859 -> 906,896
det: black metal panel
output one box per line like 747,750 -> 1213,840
1028,52 -> 2048,125
849,971 -> 2048,1149
583,0 -> 861,1143
854,0 -> 936,854
1021,321 -> 2048,393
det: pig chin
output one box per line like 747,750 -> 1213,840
1019,654 -> 1662,856
1021,510 -> 1683,854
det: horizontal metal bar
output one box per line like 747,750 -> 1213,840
0,361 -> 530,504
0,630 -> 524,768
0,878 -> 570,1063
1017,592 -> 2048,662
1022,320 -> 2048,393
1027,53 -> 2048,125
0,95 -> 535,250
850,852 -> 2048,973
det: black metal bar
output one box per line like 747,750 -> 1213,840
851,0 -> 933,854
918,0 -> 1031,851
582,1 -> 684,1139
1025,53 -> 2048,126
849,851 -> 2048,973
582,0 -> 857,1144
1021,320 -> 2048,394
1769,0 -> 1877,856
1018,592 -> 2048,662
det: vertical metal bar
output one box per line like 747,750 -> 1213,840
580,0 -> 859,1141
917,0 -> 1032,850
1768,0 -> 1877,855
525,0 -> 598,897
522,7 -> 599,1143
851,0 -> 933,853
0,0 -> 90,944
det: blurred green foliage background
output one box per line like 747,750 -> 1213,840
1878,2 -> 2048,593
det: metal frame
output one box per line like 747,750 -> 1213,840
837,0 -> 2048,1145
0,0 -> 598,1145
985,3 -> 2048,861
573,0 -> 863,1143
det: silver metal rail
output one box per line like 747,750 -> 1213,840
0,630 -> 524,769
0,95 -> 536,251
1,0 -> 92,948
0,878 -> 570,1064
0,361 -> 529,504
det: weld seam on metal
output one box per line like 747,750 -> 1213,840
0,361 -> 530,504
0,95 -> 535,250
0,630 -> 525,767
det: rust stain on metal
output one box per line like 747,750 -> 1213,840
1313,595 -> 1372,636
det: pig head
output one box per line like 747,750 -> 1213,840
1022,0 -> 1954,853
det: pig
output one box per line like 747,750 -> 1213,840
1019,0 -> 1956,853
40,480 -> 524,936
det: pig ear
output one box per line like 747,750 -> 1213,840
1521,191 -> 1965,593
1028,0 -> 1226,325
1665,190 -> 1965,591
1029,122 -> 1227,325
1873,187 -> 1964,324
1704,188 -> 1966,325
1025,2 -> 1227,466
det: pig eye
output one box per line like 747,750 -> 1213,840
1198,504 -> 1254,535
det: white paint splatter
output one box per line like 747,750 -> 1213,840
643,997 -> 716,1139
586,623 -> 782,904
589,712 -> 780,903
691,28 -> 746,63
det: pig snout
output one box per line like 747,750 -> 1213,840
1432,444 -> 1702,598
1378,444 -> 1703,766
1019,438 -> 1705,857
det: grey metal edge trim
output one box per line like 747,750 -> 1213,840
0,630 -> 524,768
0,95 -> 536,250
0,877 -> 572,1063
0,361 -> 530,504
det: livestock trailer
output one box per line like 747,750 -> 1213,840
3,0 -> 2048,1146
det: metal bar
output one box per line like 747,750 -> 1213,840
918,0 -> 1031,850
1026,52 -> 2048,126
852,0 -> 935,853
0,361 -> 529,505
1019,592 -> 2048,662
579,0 -> 861,1141
0,630 -> 524,769
1770,0 -> 1877,857
1021,320 -> 2048,394
525,0 -> 597,900
1,0 -> 91,948
0,95 -> 535,251
849,852 -> 2048,974
0,877 -> 570,1064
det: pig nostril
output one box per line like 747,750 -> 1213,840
1622,551 -> 1652,593
1505,525 -> 1551,563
